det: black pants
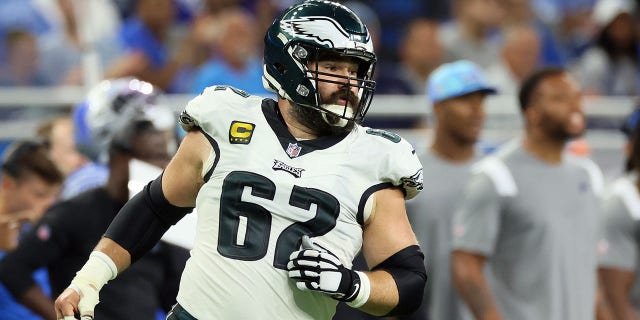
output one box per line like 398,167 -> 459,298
166,304 -> 197,320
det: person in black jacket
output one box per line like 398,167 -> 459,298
0,140 -> 63,320
0,78 -> 188,320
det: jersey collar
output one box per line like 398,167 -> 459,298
261,99 -> 350,158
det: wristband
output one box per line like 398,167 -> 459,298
73,251 -> 118,288
346,271 -> 371,308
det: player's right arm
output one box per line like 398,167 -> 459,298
54,129 -> 212,319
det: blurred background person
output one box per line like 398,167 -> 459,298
498,0 -> 566,67
376,18 -> 444,96
191,7 -> 270,96
451,67 -> 604,320
572,0 -> 639,96
0,140 -> 62,249
598,107 -> 640,319
0,0 -> 122,87
190,0 -> 241,53
485,24 -> 542,95
35,0 -> 122,86
403,60 -> 496,320
0,0 -> 49,64
36,115 -> 108,200
439,0 -> 505,68
0,29 -> 48,87
362,16 -> 443,130
0,140 -> 63,320
0,78 -> 188,320
0,26 -> 68,124
104,0 -> 196,93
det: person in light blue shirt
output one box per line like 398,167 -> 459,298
115,0 -> 192,93
191,8 -> 273,97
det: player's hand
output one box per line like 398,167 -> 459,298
54,281 -> 98,320
287,235 -> 361,302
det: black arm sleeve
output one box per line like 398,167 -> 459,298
104,174 -> 194,262
371,245 -> 427,316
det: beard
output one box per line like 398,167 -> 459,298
289,89 -> 360,136
540,113 -> 585,141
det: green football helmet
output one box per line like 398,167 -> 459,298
263,0 -> 377,125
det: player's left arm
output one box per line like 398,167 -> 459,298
357,187 -> 425,316
287,187 -> 425,317
287,134 -> 425,316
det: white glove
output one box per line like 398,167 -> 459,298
287,236 -> 368,305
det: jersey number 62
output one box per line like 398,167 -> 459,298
217,171 -> 340,270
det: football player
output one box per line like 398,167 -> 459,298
54,1 -> 426,319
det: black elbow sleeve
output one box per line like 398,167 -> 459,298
372,245 -> 427,316
104,174 -> 193,262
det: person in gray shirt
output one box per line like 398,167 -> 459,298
403,60 -> 496,320
599,107 -> 640,319
451,67 -> 605,320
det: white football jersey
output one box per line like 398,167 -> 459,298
176,86 -> 423,319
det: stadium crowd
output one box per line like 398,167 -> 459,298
0,0 -> 638,96
0,0 -> 639,319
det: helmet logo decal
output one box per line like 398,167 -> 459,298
286,142 -> 302,158
272,159 -> 304,178
229,121 -> 256,145
281,16 -> 371,50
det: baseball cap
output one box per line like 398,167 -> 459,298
427,60 -> 497,103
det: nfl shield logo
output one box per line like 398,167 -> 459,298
286,143 -> 302,158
